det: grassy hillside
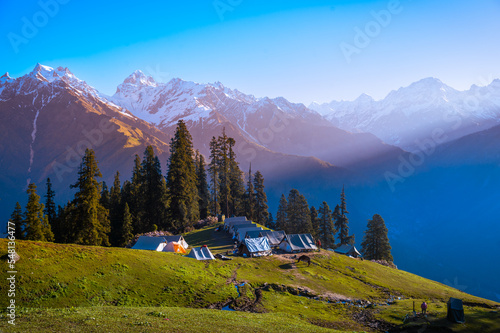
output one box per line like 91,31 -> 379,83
1,224 -> 498,332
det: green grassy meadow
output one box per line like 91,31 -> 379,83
1,223 -> 498,332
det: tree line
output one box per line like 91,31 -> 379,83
268,186 -> 392,262
9,119 -> 392,262
10,120 -> 270,247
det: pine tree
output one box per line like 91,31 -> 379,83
335,186 -> 354,245
195,151 -> 210,219
120,203 -> 134,247
253,171 -> 269,225
286,189 -> 312,234
70,148 -> 110,246
44,178 -> 56,230
10,202 -> 24,240
244,164 -> 255,221
166,120 -> 199,231
24,183 -> 54,241
227,137 -> 245,216
208,137 -> 220,217
310,206 -> 320,239
361,214 -> 393,262
217,129 -> 231,217
128,154 -> 144,234
266,212 -> 275,230
100,181 -> 110,211
109,171 -> 123,246
318,201 -> 336,249
142,146 -> 168,231
275,194 -> 287,231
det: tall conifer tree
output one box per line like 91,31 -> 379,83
70,148 -> 110,246
361,214 -> 393,261
166,120 -> 199,230
286,189 -> 312,234
208,137 -> 220,217
195,151 -> 210,219
275,194 -> 287,231
335,186 -> 354,245
109,171 -> 123,246
44,178 -> 56,229
120,203 -> 134,247
24,183 -> 54,242
244,164 -> 255,221
227,137 -> 245,216
10,202 -> 24,239
310,206 -> 320,239
318,201 -> 336,249
141,146 -> 167,231
253,171 -> 269,225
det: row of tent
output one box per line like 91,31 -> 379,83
131,235 -> 216,260
224,216 -> 319,257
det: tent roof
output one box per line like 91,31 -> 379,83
131,236 -> 166,251
283,234 -> 317,251
334,244 -> 361,256
259,230 -> 286,245
163,235 -> 184,243
236,227 -> 263,241
243,237 -> 271,253
245,230 -> 263,239
186,246 -> 215,260
232,223 -> 256,231
224,216 -> 247,227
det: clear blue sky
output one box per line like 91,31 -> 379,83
1,0 -> 499,104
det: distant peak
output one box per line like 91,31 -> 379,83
1,72 -> 10,79
123,70 -> 157,87
32,63 -> 53,74
355,93 -> 374,102
410,77 -> 446,88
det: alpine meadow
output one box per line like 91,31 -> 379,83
1,1 -> 500,332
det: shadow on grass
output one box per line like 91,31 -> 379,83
279,263 -> 294,270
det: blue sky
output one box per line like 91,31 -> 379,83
1,0 -> 499,104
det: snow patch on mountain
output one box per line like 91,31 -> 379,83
309,77 -> 500,149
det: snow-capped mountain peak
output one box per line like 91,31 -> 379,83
309,77 -> 500,150
122,70 -> 157,88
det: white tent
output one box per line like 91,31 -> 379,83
259,230 -> 286,247
235,227 -> 263,242
131,236 -> 167,251
163,235 -> 189,249
279,234 -> 317,253
230,223 -> 256,235
223,216 -> 247,228
239,237 -> 272,257
186,246 -> 215,260
334,244 -> 361,258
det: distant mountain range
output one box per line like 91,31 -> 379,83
1,64 -> 500,302
309,77 -> 500,151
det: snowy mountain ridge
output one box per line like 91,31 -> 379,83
108,70 -> 324,136
309,77 -> 500,149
